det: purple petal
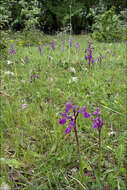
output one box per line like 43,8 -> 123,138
66,115 -> 73,120
92,122 -> 98,128
96,108 -> 100,112
69,121 -> 75,127
84,112 -> 90,118
79,106 -> 87,113
65,126 -> 72,134
92,111 -> 98,115
61,112 -> 67,117
82,106 -> 87,113
65,102 -> 73,112
59,118 -> 66,125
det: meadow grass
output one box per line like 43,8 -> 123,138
0,33 -> 126,190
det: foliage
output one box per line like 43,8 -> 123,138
0,0 -> 126,33
91,7 -> 127,42
0,30 -> 9,59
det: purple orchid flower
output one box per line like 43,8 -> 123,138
85,42 -> 94,68
59,102 -> 90,134
9,44 -> 16,55
38,45 -> 42,55
91,108 -> 103,130
51,42 -> 55,50
92,108 -> 102,115
76,42 -> 80,50
92,117 -> 103,129
30,73 -> 40,83
69,38 -> 73,48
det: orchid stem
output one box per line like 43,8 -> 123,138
98,129 -> 102,180
73,121 -> 85,190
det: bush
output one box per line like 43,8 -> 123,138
91,7 -> 127,42
16,29 -> 51,46
0,29 -> 9,59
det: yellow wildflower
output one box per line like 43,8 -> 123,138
18,41 -> 23,46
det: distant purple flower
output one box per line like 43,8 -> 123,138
69,38 -> 73,47
30,73 -> 40,83
85,42 -> 94,68
92,108 -> 102,116
9,44 -> 16,55
91,108 -> 103,131
65,102 -> 73,113
92,117 -> 103,129
51,42 -> 55,50
38,45 -> 42,55
76,42 -> 80,50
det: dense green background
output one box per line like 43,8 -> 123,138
0,0 -> 126,33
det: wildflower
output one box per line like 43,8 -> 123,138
7,60 -> 12,65
51,42 -> 55,50
4,71 -> 14,76
9,44 -> 16,55
38,45 -> 42,55
76,42 -> 80,50
91,107 -> 103,180
30,73 -> 40,83
69,38 -> 73,47
79,106 -> 91,118
18,41 -> 23,46
71,77 -> 78,82
85,42 -> 94,68
22,104 -> 28,110
59,102 -> 90,134
92,108 -> 102,115
92,117 -> 103,129
68,67 -> 76,73
21,79 -> 25,84
91,108 -> 103,130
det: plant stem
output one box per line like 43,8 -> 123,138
98,129 -> 102,180
73,118 -> 85,189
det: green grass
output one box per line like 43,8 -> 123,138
0,33 -> 126,190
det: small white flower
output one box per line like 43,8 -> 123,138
4,71 -> 14,76
7,60 -> 12,65
68,67 -> 76,73
22,104 -> 28,110
0,182 -> 11,190
72,77 -> 78,82
21,79 -> 25,84
71,168 -> 78,173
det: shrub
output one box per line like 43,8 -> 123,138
0,23 -> 9,59
91,7 -> 127,42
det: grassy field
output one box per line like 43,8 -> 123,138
0,34 -> 126,190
